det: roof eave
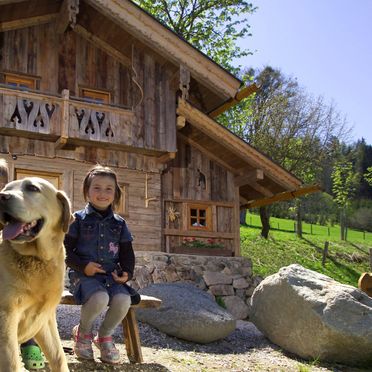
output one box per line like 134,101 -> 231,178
85,0 -> 241,99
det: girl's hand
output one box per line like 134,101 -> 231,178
84,262 -> 106,276
112,270 -> 129,284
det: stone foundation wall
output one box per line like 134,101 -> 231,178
132,251 -> 262,320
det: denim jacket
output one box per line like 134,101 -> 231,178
67,203 -> 132,274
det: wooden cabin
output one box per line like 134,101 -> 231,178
0,0 -> 308,256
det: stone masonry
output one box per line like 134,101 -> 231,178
131,251 -> 262,320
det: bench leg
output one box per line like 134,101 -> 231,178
122,308 -> 143,363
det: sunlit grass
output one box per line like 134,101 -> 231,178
240,221 -> 370,287
245,212 -> 372,243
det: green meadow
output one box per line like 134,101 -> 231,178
241,212 -> 371,287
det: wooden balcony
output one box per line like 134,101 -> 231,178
0,86 -> 167,156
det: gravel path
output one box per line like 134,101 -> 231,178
30,305 -> 371,372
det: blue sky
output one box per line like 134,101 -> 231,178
237,0 -> 372,145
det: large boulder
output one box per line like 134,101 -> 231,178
249,264 -> 372,367
136,282 -> 236,343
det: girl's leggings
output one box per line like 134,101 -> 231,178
79,291 -> 131,337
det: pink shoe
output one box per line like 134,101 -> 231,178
93,335 -> 120,364
72,325 -> 94,360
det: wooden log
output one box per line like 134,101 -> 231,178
60,290 -> 162,309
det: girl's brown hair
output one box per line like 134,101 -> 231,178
83,165 -> 122,210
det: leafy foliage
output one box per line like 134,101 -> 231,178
364,166 -> 372,186
225,67 -> 351,183
331,161 -> 359,208
133,0 -> 256,72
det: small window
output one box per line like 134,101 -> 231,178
80,87 -> 111,104
4,73 -> 37,90
117,183 -> 129,216
15,169 -> 61,189
188,204 -> 211,231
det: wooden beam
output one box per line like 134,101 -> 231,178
156,152 -> 176,164
0,14 -> 57,32
246,181 -> 274,197
233,186 -> 241,257
164,228 -> 234,240
177,132 -> 238,175
74,24 -> 131,68
209,83 -> 259,118
240,195 -> 249,205
56,0 -> 80,34
234,169 -> 264,187
84,0 -> 240,98
244,184 -> 322,209
176,116 -> 186,129
177,98 -> 302,190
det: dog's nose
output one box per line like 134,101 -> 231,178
0,193 -> 11,201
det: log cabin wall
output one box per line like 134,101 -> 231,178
162,140 -> 240,256
0,21 -> 177,252
0,147 -> 162,252
0,13 -> 240,256
0,23 -> 177,153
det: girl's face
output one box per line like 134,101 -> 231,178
87,175 -> 116,210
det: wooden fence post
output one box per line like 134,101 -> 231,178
322,241 -> 329,267
370,248 -> 372,271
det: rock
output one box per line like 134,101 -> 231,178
250,264 -> 372,367
203,271 -> 232,286
233,277 -> 250,289
208,284 -> 235,296
222,295 -> 249,320
136,282 -> 236,343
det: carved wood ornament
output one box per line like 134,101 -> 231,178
10,99 -> 56,132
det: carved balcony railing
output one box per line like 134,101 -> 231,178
0,85 -> 62,138
62,90 -> 134,148
0,86 -> 142,152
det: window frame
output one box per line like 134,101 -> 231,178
2,72 -> 39,90
188,203 -> 212,231
15,169 -> 61,189
79,86 -> 111,104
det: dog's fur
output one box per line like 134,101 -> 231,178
0,177 -> 73,372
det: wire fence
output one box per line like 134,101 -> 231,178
245,214 -> 372,242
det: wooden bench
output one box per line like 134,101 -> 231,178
60,290 -> 162,363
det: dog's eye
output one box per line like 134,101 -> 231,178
26,184 -> 40,192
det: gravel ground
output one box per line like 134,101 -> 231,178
29,305 -> 371,372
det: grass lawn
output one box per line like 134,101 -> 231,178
241,213 -> 371,287
245,212 -> 372,243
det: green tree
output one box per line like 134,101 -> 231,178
226,67 -> 351,238
133,0 -> 256,72
331,161 -> 359,240
364,166 -> 372,187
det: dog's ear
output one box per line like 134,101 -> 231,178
57,191 -> 74,233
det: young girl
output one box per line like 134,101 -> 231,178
65,165 -> 135,364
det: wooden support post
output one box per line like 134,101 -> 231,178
122,308 -> 143,363
370,248 -> 372,271
322,241 -> 329,267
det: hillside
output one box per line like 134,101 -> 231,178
240,216 -> 370,287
